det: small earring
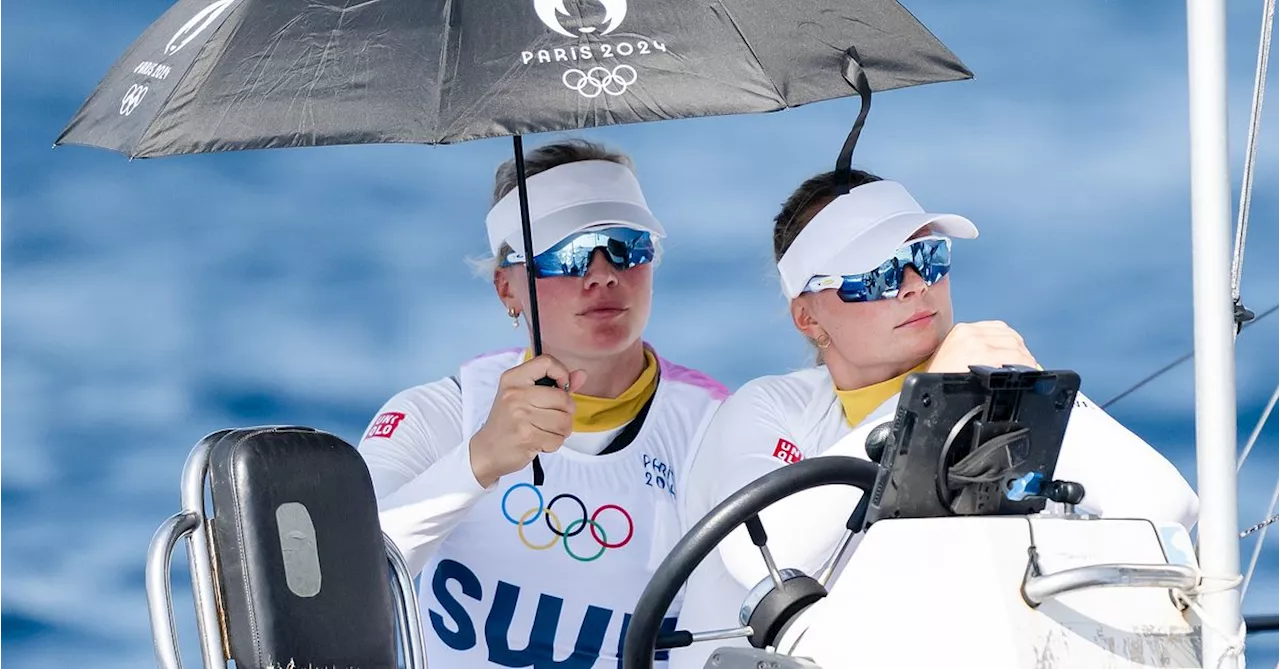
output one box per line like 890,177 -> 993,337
508,307 -> 521,328
815,332 -> 832,349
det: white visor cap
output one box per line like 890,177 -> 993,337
485,159 -> 666,257
777,180 -> 979,299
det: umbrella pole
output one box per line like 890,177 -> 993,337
512,135 -> 545,356
512,135 -> 550,487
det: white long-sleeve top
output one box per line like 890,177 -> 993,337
669,365 -> 1199,669
358,348 -> 730,669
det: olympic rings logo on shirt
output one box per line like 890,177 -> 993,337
500,483 -> 634,562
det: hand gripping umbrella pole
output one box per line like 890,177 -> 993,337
510,134 -> 558,486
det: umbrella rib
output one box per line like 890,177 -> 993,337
711,3 -> 786,105
431,0 -> 456,142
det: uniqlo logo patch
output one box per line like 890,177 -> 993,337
772,438 -> 803,464
365,412 -> 405,439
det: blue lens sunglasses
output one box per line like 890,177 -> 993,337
501,227 -> 656,278
802,236 -> 952,303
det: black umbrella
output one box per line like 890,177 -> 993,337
55,0 -> 970,355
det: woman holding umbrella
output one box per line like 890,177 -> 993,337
668,168 -> 1199,668
358,139 -> 729,669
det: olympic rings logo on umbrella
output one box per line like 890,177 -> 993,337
562,65 -> 638,98
120,84 -> 149,116
500,483 -> 634,562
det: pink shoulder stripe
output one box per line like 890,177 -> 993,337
658,356 -> 730,400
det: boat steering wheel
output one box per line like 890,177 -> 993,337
621,456 -> 880,669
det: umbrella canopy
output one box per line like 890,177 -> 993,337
55,0 -> 970,157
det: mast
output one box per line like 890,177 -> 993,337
1184,0 -> 1244,666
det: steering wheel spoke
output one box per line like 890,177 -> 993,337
655,626 -> 755,650
622,456 -> 880,669
817,494 -> 873,587
744,515 -> 786,589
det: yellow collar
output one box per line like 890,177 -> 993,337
834,361 -> 929,427
521,349 -> 659,433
